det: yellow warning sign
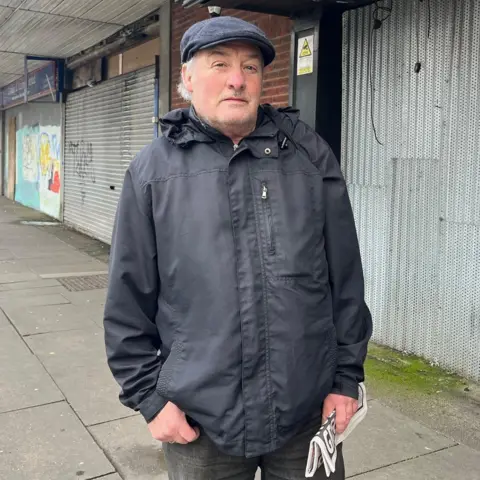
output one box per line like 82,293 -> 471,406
299,38 -> 312,57
297,35 -> 314,76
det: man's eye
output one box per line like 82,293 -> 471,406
245,66 -> 258,72
214,63 -> 227,68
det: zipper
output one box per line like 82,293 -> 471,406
261,182 -> 275,254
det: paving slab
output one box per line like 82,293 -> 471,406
2,236 -> 66,248
0,260 -> 33,274
0,312 -> 63,413
10,246 -> 81,259
26,328 -> 134,425
23,253 -> 99,268
0,272 -> 39,284
0,402 -> 115,480
61,288 -> 107,306
0,286 -> 68,300
90,415 -> 168,480
0,310 -> 9,327
101,475 -> 123,480
0,215 -> 16,224
3,303 -> 100,335
0,293 -> 70,309
352,445 -> 480,480
343,401 -> 456,477
0,278 -> 61,291
37,262 -> 109,276
0,249 -> 15,260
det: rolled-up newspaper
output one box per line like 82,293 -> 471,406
305,383 -> 367,478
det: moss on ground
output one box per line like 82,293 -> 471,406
365,343 -> 468,398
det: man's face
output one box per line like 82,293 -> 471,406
182,41 -> 264,134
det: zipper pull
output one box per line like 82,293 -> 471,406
261,183 -> 268,200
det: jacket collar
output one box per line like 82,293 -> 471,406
160,105 -> 279,150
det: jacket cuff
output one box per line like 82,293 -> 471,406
331,377 -> 359,400
137,390 -> 168,423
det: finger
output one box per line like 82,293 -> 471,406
171,434 -> 189,445
149,425 -> 170,443
178,421 -> 200,443
322,400 -> 334,423
347,400 -> 355,417
336,403 -> 347,434
345,401 -> 354,423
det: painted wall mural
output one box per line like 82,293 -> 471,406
15,124 -> 61,219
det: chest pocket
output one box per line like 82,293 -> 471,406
251,170 -> 324,281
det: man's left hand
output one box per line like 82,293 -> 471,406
322,393 -> 358,434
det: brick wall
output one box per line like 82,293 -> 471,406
171,4 -> 293,110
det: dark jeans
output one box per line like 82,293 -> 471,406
163,417 -> 345,480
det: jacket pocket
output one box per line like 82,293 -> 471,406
260,182 -> 276,255
156,340 -> 184,398
252,172 -> 323,281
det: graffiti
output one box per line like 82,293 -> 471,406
22,131 -> 39,182
16,124 -> 61,219
40,132 -> 61,194
68,141 -> 95,184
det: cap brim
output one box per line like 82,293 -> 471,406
196,36 -> 276,67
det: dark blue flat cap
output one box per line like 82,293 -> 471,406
180,16 -> 276,66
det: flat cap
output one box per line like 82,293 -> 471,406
180,16 -> 276,67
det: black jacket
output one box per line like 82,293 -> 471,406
104,105 -> 372,458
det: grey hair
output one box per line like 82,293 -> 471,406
177,57 -> 195,103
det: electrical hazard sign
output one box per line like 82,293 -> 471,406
299,38 -> 312,57
297,35 -> 314,76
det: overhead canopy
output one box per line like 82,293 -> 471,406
0,0 -> 162,89
176,0 -> 375,16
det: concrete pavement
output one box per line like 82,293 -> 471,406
0,196 -> 478,480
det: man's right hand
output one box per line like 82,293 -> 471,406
147,401 -> 200,444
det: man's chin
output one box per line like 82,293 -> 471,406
218,110 -> 256,127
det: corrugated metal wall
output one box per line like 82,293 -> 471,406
64,66 -> 155,244
343,0 -> 480,380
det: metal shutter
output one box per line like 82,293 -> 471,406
64,66 -> 155,244
342,1 -> 480,380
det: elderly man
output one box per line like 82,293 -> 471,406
104,15 -> 372,480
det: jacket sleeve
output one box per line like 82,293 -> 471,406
103,158 -> 167,422
320,141 -> 373,400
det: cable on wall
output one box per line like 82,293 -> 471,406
368,0 -> 393,145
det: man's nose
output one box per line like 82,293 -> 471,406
227,68 -> 246,91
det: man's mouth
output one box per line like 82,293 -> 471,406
223,98 -> 248,103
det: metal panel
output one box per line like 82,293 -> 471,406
50,0 -> 119,20
0,72 -> 19,85
384,158 -> 440,359
0,1 -> 164,88
109,1 -> 164,26
444,0 -> 480,225
22,0 -> 78,14
0,5 -> 13,22
0,11 -> 120,56
178,0 -> 375,16
347,183 -> 389,344
0,52 -> 45,75
0,1 -> 23,7
439,223 -> 480,380
343,0 -> 480,380
64,66 -> 155,244
80,0 -> 161,24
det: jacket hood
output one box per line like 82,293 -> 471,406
159,108 -> 213,148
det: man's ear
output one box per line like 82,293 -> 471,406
182,63 -> 194,94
